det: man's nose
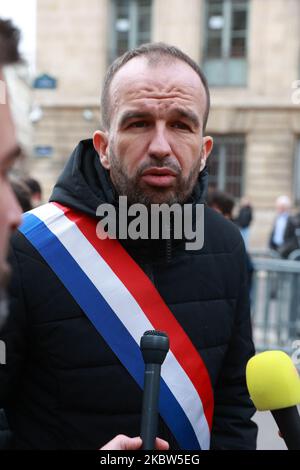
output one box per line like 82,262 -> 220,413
148,124 -> 172,159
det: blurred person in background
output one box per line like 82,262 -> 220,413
278,210 -> 300,259
0,17 -> 163,452
235,197 -> 253,248
207,189 -> 235,219
10,177 -> 32,212
269,195 -> 291,255
207,190 -> 254,292
24,176 -> 43,208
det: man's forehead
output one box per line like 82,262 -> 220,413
113,57 -> 202,90
110,57 -> 206,113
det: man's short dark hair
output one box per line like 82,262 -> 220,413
101,42 -> 210,132
0,18 -> 21,66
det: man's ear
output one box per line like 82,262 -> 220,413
200,136 -> 213,171
93,130 -> 110,169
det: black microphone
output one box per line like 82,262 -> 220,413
140,330 -> 169,450
272,407 -> 300,450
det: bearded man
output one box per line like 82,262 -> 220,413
0,42 -> 257,450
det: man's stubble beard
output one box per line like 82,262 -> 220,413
108,148 -> 203,207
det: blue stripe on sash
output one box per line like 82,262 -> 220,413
20,212 -> 201,450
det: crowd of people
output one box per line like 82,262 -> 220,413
208,190 -> 300,261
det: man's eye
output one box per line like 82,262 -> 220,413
129,121 -> 148,128
172,122 -> 190,130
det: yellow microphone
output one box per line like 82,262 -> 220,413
246,351 -> 300,450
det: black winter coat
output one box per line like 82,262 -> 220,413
279,213 -> 300,258
0,140 -> 257,449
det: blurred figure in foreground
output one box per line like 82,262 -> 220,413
0,18 -> 22,328
0,17 -> 23,450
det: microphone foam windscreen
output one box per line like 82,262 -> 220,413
246,351 -> 300,411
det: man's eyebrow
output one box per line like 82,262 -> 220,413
118,111 -> 153,127
173,108 -> 200,128
118,108 -> 201,129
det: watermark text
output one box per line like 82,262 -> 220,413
96,197 -> 205,251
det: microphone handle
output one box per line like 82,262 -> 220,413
272,406 -> 300,450
140,363 -> 161,450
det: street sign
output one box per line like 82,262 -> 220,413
34,146 -> 54,157
33,74 -> 57,89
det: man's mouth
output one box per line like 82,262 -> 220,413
141,167 -> 178,188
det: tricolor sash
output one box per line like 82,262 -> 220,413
20,202 -> 214,450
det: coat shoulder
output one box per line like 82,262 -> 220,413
203,206 -> 243,254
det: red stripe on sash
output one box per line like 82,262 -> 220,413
53,202 -> 214,429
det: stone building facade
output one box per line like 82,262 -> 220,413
14,0 -> 300,248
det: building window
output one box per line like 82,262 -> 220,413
203,0 -> 249,86
208,135 -> 245,198
110,0 -> 152,62
294,139 -> 300,204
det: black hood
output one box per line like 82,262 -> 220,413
50,139 -> 116,216
50,139 -> 209,216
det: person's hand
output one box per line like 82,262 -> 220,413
99,434 -> 169,450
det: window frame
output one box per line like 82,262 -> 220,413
208,134 -> 246,199
202,0 -> 249,87
109,0 -> 152,63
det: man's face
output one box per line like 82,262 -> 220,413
276,201 -> 289,215
0,68 -> 22,291
94,57 -> 213,206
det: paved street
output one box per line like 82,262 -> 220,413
253,411 -> 288,450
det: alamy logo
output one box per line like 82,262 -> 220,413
292,80 -> 300,105
0,79 -> 6,105
0,341 -> 6,365
96,196 -> 205,251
